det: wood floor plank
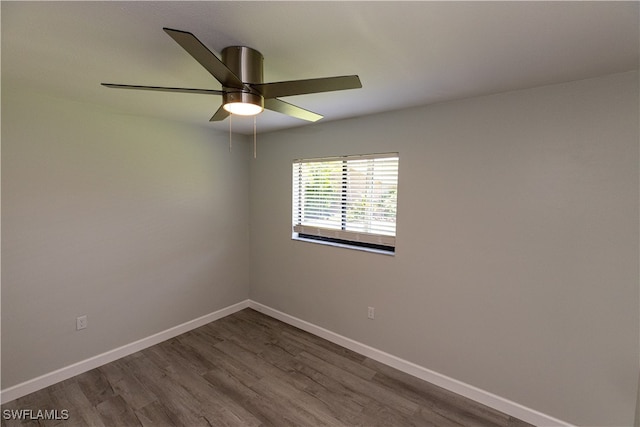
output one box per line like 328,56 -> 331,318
232,332 -> 373,425
296,350 -> 421,417
364,357 -> 511,426
48,381 -> 106,427
203,365 -> 307,427
75,368 -> 115,407
214,339 -> 311,391
95,395 -> 142,426
240,310 -> 309,356
178,332 -> 264,387
2,309 -> 534,427
280,348 -> 373,409
281,327 -> 369,366
211,320 -> 280,356
157,337 -> 217,375
508,416 -> 538,427
149,338 -> 263,427
98,359 -> 157,411
411,406 -> 467,427
280,329 -> 378,382
361,399 -> 425,427
122,351 -> 213,426
250,376 -> 343,427
133,401 -> 178,427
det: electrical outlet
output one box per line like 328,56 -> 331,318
76,315 -> 88,330
368,306 -> 375,320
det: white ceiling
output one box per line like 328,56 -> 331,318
2,1 -> 638,135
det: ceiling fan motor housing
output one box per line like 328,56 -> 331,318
222,46 -> 264,108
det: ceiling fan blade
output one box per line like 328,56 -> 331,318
102,83 -> 224,95
210,105 -> 230,122
163,28 -> 244,89
264,98 -> 322,122
252,75 -> 361,99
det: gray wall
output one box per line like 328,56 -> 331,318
1,89 -> 251,388
249,71 -> 639,426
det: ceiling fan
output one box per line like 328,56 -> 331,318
102,28 -> 362,123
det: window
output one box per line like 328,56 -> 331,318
292,153 -> 399,253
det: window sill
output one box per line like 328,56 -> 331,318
292,234 -> 395,256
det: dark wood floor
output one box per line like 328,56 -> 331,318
2,309 -> 533,426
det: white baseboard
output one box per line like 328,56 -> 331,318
0,300 -> 250,404
2,298 -> 573,426
248,300 -> 574,427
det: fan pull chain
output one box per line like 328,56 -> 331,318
228,114 -> 232,152
253,115 -> 257,159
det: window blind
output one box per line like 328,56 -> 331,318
292,153 -> 399,249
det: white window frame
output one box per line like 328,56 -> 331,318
292,153 -> 399,254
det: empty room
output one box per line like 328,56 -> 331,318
1,2 -> 638,426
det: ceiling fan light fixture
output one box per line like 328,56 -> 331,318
223,101 -> 263,116
222,90 -> 264,116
